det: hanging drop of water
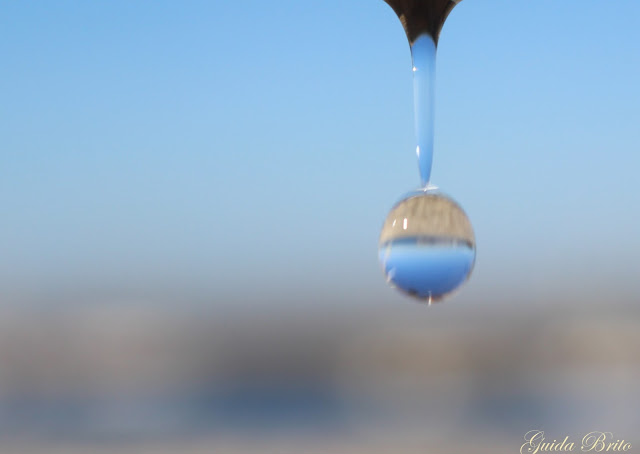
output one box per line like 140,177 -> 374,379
378,190 -> 475,303
378,1 -> 476,303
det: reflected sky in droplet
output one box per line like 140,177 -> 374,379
379,236 -> 475,302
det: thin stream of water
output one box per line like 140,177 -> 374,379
411,33 -> 437,187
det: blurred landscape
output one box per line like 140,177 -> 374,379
0,297 -> 637,453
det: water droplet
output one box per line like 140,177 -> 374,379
379,190 -> 475,302
379,1 -> 475,303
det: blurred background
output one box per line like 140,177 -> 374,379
1,0 -> 639,452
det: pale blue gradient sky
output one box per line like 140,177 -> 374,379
1,0 -> 639,307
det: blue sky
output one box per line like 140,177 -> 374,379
1,0 -> 639,308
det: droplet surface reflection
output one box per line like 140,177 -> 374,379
378,191 -> 475,303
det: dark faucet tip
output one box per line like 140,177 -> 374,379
383,0 -> 462,45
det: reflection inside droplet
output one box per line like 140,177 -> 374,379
378,190 -> 475,303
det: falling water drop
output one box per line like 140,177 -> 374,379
379,190 -> 475,302
378,0 -> 475,303
378,0 -> 476,304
